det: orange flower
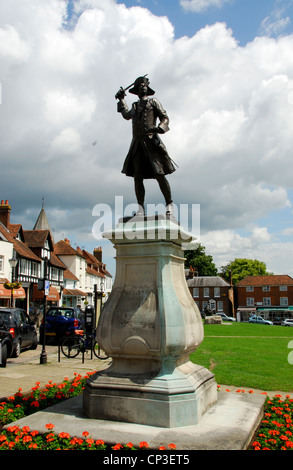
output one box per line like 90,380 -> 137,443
29,443 -> 38,449
86,438 -> 95,446
82,431 -> 89,437
45,423 -> 55,430
96,439 -> 105,446
168,443 -> 176,449
139,441 -> 149,448
112,443 -> 123,450
59,432 -> 70,439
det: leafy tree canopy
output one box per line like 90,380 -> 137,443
184,244 -> 218,277
219,258 -> 272,285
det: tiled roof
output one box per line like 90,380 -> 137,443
0,222 -> 41,262
23,230 -> 53,249
8,224 -> 23,239
63,288 -> 86,296
63,268 -> 79,281
237,275 -> 293,286
82,248 -> 112,278
86,266 -> 104,278
186,276 -> 230,287
54,239 -> 81,256
50,252 -> 66,270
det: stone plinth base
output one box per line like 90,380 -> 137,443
83,362 -> 217,428
83,216 -> 217,427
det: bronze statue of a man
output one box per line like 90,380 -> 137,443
116,76 -> 176,217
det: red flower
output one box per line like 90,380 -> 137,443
139,441 -> 149,448
96,439 -> 105,446
168,443 -> 177,449
125,442 -> 134,448
45,423 -> 55,430
59,432 -> 70,439
112,443 -> 123,450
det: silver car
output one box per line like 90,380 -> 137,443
282,318 -> 293,327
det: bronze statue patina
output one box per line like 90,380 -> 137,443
116,76 -> 176,217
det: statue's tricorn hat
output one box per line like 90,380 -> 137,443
129,76 -> 155,96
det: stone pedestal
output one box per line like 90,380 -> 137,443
83,216 -> 217,428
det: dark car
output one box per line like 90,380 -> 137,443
39,307 -> 85,343
0,308 -> 38,357
0,325 -> 13,367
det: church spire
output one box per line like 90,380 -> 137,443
33,199 -> 53,239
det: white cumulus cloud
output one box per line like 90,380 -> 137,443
1,1 -> 293,275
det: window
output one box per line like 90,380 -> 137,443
202,301 -> 209,312
20,259 -> 29,275
31,262 -> 39,278
247,297 -> 254,306
280,285 -> 287,291
204,287 -> 209,297
280,297 -> 288,306
246,286 -> 254,292
263,297 -> 271,306
193,287 -> 199,297
51,268 -> 59,280
217,301 -> 223,311
214,287 -> 220,297
262,286 -> 270,292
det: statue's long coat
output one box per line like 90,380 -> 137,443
118,97 -> 176,179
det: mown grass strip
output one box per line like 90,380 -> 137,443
190,323 -> 293,391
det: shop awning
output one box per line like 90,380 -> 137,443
32,284 -> 60,302
0,284 -> 26,299
63,288 -> 86,297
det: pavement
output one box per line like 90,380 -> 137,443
1,343 -> 292,451
0,342 -> 110,401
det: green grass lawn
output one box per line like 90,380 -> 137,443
190,322 -> 293,392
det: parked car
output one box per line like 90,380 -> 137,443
249,315 -> 273,325
39,307 -> 85,343
0,307 -> 38,357
0,323 -> 13,367
281,318 -> 293,327
217,312 -> 236,322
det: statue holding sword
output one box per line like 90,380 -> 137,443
115,75 -> 177,218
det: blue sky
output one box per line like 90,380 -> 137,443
117,0 -> 293,44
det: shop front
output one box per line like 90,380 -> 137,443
0,281 -> 26,307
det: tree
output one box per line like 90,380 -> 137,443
184,244 -> 218,276
219,258 -> 272,285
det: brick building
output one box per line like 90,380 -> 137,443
186,269 -> 235,317
236,275 -> 293,322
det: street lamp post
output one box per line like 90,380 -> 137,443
40,257 -> 49,365
9,256 -> 18,308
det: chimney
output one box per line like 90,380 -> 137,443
0,200 -> 11,228
93,246 -> 102,263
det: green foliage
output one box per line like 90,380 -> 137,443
219,258 -> 271,285
184,244 -> 217,276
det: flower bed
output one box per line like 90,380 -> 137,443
1,375 -> 292,450
250,394 -> 293,450
0,372 -> 176,451
217,386 -> 293,450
